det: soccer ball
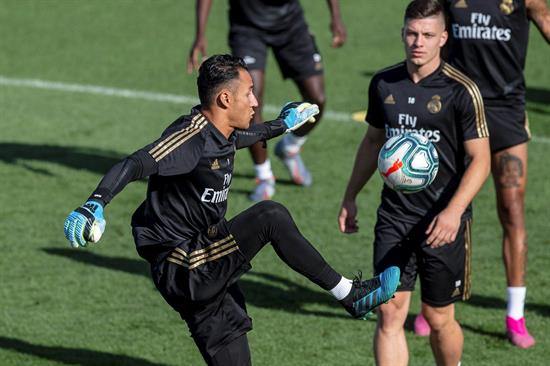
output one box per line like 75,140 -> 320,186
377,133 -> 439,193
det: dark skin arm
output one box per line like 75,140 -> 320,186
187,0 -> 213,73
326,0 -> 347,47
526,0 -> 550,44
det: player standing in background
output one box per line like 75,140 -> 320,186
187,0 -> 347,201
338,1 -> 491,364
64,55 -> 399,366
413,0 -> 550,348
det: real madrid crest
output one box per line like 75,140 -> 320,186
500,0 -> 514,15
207,225 -> 218,238
427,95 -> 442,114
454,0 -> 467,8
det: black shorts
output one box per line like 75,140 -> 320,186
373,212 -> 472,307
203,333 -> 251,366
485,104 -> 530,153
148,201 -> 306,362
229,21 -> 323,80
150,220 -> 252,359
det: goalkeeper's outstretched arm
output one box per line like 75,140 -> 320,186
234,102 -> 319,149
64,148 -> 159,248
89,149 -> 158,205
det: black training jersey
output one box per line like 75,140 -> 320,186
132,111 -> 235,250
446,0 -> 530,105
129,107 -> 285,261
229,0 -> 304,32
366,61 -> 489,223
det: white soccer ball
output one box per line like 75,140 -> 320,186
377,133 -> 439,193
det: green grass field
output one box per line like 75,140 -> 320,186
1,1 -> 549,365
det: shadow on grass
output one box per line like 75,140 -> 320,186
526,86 -> 550,106
466,294 -> 550,318
0,336 -> 168,366
0,142 -> 124,176
43,248 -> 347,319
0,142 -> 255,197
44,248 -> 151,277
460,324 -> 507,341
403,313 -> 507,340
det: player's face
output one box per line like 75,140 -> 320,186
228,69 -> 258,130
402,14 -> 448,68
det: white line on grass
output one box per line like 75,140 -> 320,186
1,75 -> 548,144
0,75 -> 353,122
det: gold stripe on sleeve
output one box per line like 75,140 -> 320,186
442,64 -> 489,138
149,114 -> 202,156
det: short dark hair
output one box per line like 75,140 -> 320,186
404,0 -> 445,23
197,54 -> 248,106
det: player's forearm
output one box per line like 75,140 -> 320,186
234,120 -> 287,149
343,134 -> 381,202
195,0 -> 213,38
446,140 -> 491,214
89,149 -> 158,205
326,0 -> 343,21
527,0 -> 550,44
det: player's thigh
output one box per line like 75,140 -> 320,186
229,24 -> 268,72
227,201 -> 291,261
271,22 -> 323,81
295,74 -> 326,108
492,142 -> 528,205
418,219 -> 472,307
249,69 -> 266,119
373,213 -> 417,292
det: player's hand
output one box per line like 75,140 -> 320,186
338,200 -> 359,234
278,102 -> 320,132
64,200 -> 106,248
330,18 -> 347,48
425,205 -> 463,248
187,37 -> 208,74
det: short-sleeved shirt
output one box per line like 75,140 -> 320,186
229,0 -> 304,32
445,0 -> 530,106
366,61 -> 489,223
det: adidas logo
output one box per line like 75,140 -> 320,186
452,288 -> 461,297
455,0 -> 467,8
211,159 -> 220,170
384,94 -> 396,104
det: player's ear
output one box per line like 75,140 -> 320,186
216,89 -> 232,109
439,30 -> 448,47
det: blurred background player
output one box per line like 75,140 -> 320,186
413,0 -> 550,348
187,0 -> 347,201
64,54 -> 399,366
338,1 -> 491,364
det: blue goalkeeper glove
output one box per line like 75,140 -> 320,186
64,200 -> 106,248
278,102 -> 320,132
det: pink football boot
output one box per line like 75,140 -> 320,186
506,316 -> 535,348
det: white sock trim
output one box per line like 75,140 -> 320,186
507,286 -> 526,319
282,133 -> 307,155
254,159 -> 273,180
329,276 -> 352,300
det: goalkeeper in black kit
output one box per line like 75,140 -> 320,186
63,54 -> 399,365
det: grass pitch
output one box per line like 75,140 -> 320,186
1,1 -> 549,365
